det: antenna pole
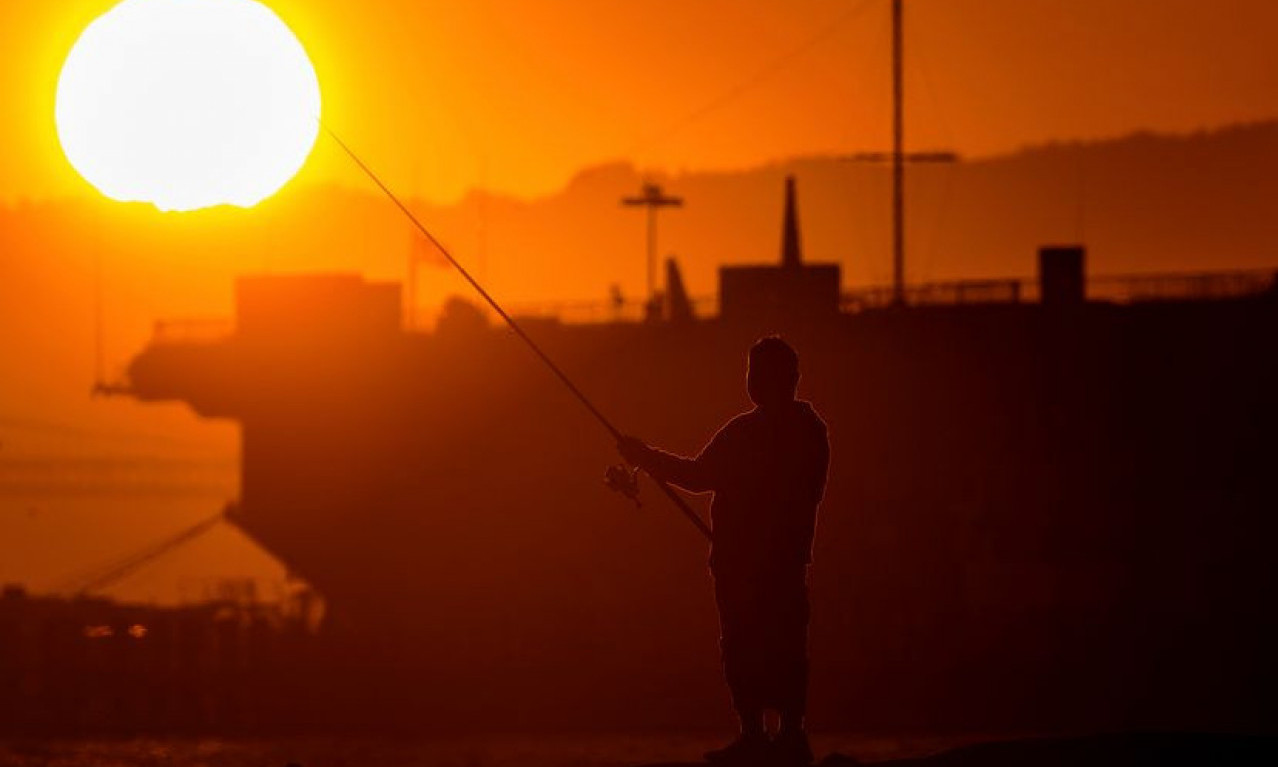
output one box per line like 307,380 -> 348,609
840,0 -> 954,302
622,183 -> 683,306
892,0 -> 905,306
324,126 -> 712,541
647,205 -> 656,299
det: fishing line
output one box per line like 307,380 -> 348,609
323,124 -> 712,541
624,0 -> 877,160
55,512 -> 224,595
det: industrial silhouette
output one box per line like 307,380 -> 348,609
63,172 -> 1276,736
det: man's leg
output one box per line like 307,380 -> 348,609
707,572 -> 770,762
772,567 -> 813,764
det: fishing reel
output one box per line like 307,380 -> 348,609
604,463 -> 642,508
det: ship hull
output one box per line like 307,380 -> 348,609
127,294 -> 1278,732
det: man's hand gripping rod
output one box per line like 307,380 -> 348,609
324,126 -> 712,541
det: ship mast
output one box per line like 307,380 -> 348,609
847,0 -> 956,306
891,0 -> 905,306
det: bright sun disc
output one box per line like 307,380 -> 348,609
56,0 -> 321,212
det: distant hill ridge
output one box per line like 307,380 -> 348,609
385,119 -> 1278,304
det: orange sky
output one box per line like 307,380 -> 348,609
2,0 -> 1276,204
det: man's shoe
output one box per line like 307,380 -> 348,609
705,733 -> 770,764
773,729 -> 814,766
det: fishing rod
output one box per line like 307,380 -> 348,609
323,125 -> 712,541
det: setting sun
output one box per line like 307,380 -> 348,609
55,0 -> 320,212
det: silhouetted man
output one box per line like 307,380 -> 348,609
619,336 -> 829,765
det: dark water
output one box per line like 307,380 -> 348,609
0,733 -> 982,767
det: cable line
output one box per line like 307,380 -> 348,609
625,0 -> 877,159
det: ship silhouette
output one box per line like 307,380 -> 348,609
113,178 -> 1278,733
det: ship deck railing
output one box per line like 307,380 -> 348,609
148,268 -> 1277,343
843,268 -> 1277,312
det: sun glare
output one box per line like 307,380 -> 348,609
55,0 -> 321,212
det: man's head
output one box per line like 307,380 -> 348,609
747,335 -> 800,408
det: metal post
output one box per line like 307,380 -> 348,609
841,0 -> 954,301
647,205 -> 657,299
623,183 -> 683,306
892,0 -> 905,306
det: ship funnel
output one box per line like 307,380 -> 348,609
781,175 -> 803,269
665,256 -> 694,324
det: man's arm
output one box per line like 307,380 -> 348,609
617,434 -> 721,493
